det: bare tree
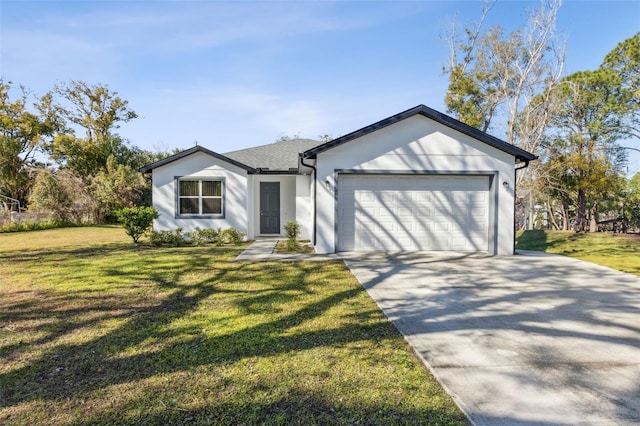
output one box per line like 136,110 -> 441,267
444,0 -> 565,163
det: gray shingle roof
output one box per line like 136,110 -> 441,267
224,138 -> 323,171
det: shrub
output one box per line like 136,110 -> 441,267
0,219 -> 78,233
186,227 -> 220,246
115,206 -> 158,244
149,227 -> 244,247
284,220 -> 300,251
220,228 -> 245,245
149,228 -> 185,247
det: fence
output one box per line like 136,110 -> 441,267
0,211 -> 53,227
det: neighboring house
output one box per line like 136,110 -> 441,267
139,105 -> 536,255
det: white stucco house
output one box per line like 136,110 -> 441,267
139,105 -> 536,255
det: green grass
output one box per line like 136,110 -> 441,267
274,240 -> 315,254
516,230 -> 640,276
0,227 -> 466,425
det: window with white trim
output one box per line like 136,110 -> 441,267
178,179 -> 223,216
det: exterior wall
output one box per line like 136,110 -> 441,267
295,174 -> 313,240
251,175 -> 297,236
314,115 -> 516,255
151,151 -> 249,233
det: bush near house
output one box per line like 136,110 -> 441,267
149,228 -> 187,246
218,227 -> 245,245
149,227 -> 246,247
284,220 -> 301,251
115,206 -> 158,244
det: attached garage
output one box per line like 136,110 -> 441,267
301,104 -> 537,255
337,174 -> 492,252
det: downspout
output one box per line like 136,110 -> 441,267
299,154 -> 317,246
513,159 -> 531,254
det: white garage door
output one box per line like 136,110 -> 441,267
337,175 -> 490,252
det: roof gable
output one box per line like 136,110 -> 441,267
138,146 -> 256,174
302,105 -> 537,163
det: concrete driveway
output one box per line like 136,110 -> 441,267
344,250 -> 640,425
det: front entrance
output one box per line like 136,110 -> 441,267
260,182 -> 280,234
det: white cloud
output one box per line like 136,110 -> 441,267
4,1 -> 421,54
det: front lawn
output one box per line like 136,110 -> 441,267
516,230 -> 640,276
0,227 -> 466,425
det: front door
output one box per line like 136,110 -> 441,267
260,182 -> 280,234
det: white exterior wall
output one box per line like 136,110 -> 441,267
151,152 -> 249,233
251,175 -> 297,237
314,115 -> 516,255
295,174 -> 313,240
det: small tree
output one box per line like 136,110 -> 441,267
284,220 -> 300,251
29,168 -> 96,223
115,206 -> 158,244
0,81 -> 62,206
90,156 -> 147,222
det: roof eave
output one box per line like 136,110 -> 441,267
255,168 -> 301,175
302,104 -> 538,162
138,146 -> 256,174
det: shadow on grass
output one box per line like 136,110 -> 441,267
515,230 -> 549,251
515,229 -> 591,252
0,244 -> 464,424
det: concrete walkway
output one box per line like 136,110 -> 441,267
235,239 -> 340,261
344,250 -> 640,425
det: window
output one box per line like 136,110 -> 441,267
178,178 -> 223,216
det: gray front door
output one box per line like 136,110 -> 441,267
260,182 -> 280,234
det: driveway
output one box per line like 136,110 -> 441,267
344,250 -> 640,425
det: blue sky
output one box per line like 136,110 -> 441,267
1,0 -> 639,173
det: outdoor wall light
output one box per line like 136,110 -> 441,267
325,179 -> 332,190
502,181 -> 509,188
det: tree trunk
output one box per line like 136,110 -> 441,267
589,207 -> 598,232
547,199 -> 561,230
561,197 -> 570,230
527,191 -> 534,230
575,189 -> 587,232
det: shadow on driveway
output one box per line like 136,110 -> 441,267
345,250 -> 640,425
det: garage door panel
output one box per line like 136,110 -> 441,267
358,191 -> 375,202
434,203 -> 450,217
379,191 -> 394,201
471,207 -> 487,217
470,192 -> 487,203
338,175 -> 490,252
397,207 -> 413,217
416,192 -> 432,203
452,192 -> 468,203
374,220 -> 398,233
452,237 -> 469,248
